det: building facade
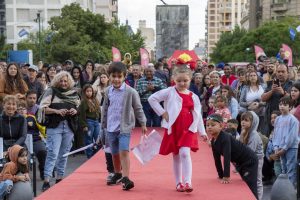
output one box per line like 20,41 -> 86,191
206,0 -> 247,60
261,0 -> 300,21
5,0 -> 118,48
138,20 -> 155,60
241,0 -> 300,31
0,0 -> 5,36
94,0 -> 117,22
156,5 -> 189,59
194,39 -> 207,59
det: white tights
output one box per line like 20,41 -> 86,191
173,147 -> 192,185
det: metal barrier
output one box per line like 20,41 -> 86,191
25,134 -> 37,197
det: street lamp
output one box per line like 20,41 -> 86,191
36,10 -> 42,61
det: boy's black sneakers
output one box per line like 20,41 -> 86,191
107,173 -> 122,185
56,179 -> 62,184
121,176 -> 134,191
42,182 -> 51,192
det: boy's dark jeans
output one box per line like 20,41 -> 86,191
141,101 -> 161,127
105,152 -> 114,173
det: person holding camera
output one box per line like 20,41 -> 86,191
261,63 -> 293,136
136,65 -> 166,127
37,71 -> 80,191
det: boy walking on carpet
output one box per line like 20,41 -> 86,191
101,62 -> 147,191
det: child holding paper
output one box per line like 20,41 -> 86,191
101,62 -> 147,191
148,66 -> 208,193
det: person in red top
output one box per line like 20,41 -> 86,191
221,64 -> 236,85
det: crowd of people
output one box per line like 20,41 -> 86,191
0,55 -> 298,199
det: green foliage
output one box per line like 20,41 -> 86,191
0,35 -> 13,61
210,17 -> 300,64
17,3 -> 145,64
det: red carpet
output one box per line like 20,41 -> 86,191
37,128 -> 256,200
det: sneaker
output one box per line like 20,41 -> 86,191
184,183 -> 193,193
176,183 -> 185,192
121,177 -> 134,190
42,182 -> 51,192
107,173 -> 122,185
55,179 -> 62,184
106,173 -> 114,183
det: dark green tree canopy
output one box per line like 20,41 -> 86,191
210,17 -> 300,64
17,3 -> 145,64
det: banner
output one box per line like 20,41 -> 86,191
282,44 -> 293,66
254,45 -> 266,64
140,48 -> 149,67
112,47 -> 121,62
18,28 -> 29,37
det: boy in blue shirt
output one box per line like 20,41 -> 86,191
273,96 -> 299,187
102,62 -> 147,191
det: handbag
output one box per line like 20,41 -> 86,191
132,130 -> 162,165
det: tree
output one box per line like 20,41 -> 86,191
210,17 -> 300,64
17,3 -> 145,64
0,35 -> 13,61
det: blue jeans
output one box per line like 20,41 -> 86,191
44,121 -> 74,179
273,160 -> 282,177
281,148 -> 298,186
0,180 -> 13,198
84,119 -> 101,158
142,101 -> 161,127
106,132 -> 131,155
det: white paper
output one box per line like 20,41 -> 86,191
132,130 -> 162,165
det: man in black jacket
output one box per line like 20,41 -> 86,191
207,114 -> 258,199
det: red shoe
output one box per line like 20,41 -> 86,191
184,183 -> 193,193
176,183 -> 185,192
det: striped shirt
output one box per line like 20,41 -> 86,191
136,76 -> 166,102
107,83 -> 125,132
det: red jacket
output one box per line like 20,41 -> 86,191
221,75 -> 237,86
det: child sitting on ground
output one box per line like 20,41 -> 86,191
0,145 -> 31,199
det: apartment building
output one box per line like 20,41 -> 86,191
206,0 -> 246,60
138,20 -> 155,60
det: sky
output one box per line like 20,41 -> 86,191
118,0 -> 207,49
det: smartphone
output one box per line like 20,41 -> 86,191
273,79 -> 280,86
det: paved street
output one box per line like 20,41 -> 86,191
31,153 -> 87,197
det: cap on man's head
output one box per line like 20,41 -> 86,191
28,65 -> 39,72
216,62 -> 225,69
65,60 -> 72,64
207,114 -> 223,124
22,63 -> 30,68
